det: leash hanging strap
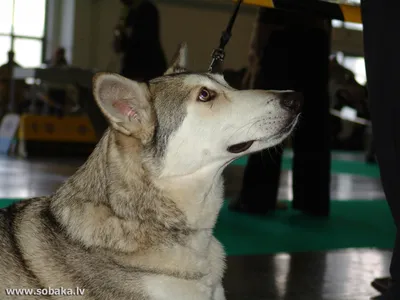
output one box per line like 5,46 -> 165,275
208,0 -> 243,74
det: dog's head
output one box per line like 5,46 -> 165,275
93,43 -> 302,179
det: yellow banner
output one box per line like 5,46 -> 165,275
241,0 -> 274,7
18,114 -> 97,143
340,4 -> 361,23
239,0 -> 361,24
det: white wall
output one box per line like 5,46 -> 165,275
48,0 -> 258,72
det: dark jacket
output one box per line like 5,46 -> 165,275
116,1 -> 167,81
251,8 -> 329,90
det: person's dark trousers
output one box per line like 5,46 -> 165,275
236,147 -> 284,213
362,0 -> 400,298
291,24 -> 331,216
234,21 -> 331,216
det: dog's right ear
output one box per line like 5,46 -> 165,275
164,42 -> 188,75
92,73 -> 154,137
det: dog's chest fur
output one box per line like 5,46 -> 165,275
0,200 -> 225,300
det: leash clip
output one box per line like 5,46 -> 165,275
208,48 -> 225,73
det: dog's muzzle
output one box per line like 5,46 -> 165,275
226,92 -> 303,154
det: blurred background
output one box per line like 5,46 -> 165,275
0,0 -> 366,76
0,1 -> 392,300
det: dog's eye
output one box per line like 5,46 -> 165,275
198,87 -> 214,102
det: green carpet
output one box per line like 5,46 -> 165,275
231,152 -> 381,178
215,200 -> 395,255
0,199 -> 20,209
0,198 -> 395,256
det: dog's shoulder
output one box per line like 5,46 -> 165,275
0,197 -> 48,227
0,196 -> 53,250
0,197 -> 52,292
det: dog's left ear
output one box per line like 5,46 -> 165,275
164,42 -> 188,75
92,73 -> 154,138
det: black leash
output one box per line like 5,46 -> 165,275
208,0 -> 244,74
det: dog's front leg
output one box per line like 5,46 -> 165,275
212,283 -> 226,300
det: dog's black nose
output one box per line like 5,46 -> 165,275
280,92 -> 303,113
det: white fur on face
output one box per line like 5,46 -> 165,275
160,74 -> 297,178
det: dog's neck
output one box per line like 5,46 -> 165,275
50,129 -> 224,253
154,164 -> 225,230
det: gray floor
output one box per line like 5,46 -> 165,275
225,249 -> 392,300
0,156 -> 84,198
224,167 -> 385,201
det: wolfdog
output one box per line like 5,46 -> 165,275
0,43 -> 301,299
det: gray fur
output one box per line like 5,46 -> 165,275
150,76 -> 190,159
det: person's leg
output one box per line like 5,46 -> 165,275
230,148 -> 284,213
366,134 -> 377,164
291,25 -> 331,216
230,27 -> 292,214
362,0 -> 400,298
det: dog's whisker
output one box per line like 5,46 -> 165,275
225,116 -> 265,144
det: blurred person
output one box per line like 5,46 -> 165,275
113,0 -> 167,81
46,47 -> 70,116
362,1 -> 400,299
0,51 -> 26,116
49,47 -> 68,68
0,51 -> 20,72
229,7 -> 331,216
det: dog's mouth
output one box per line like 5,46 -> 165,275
227,141 -> 255,154
227,115 -> 300,154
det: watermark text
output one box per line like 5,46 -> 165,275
5,287 -> 85,297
